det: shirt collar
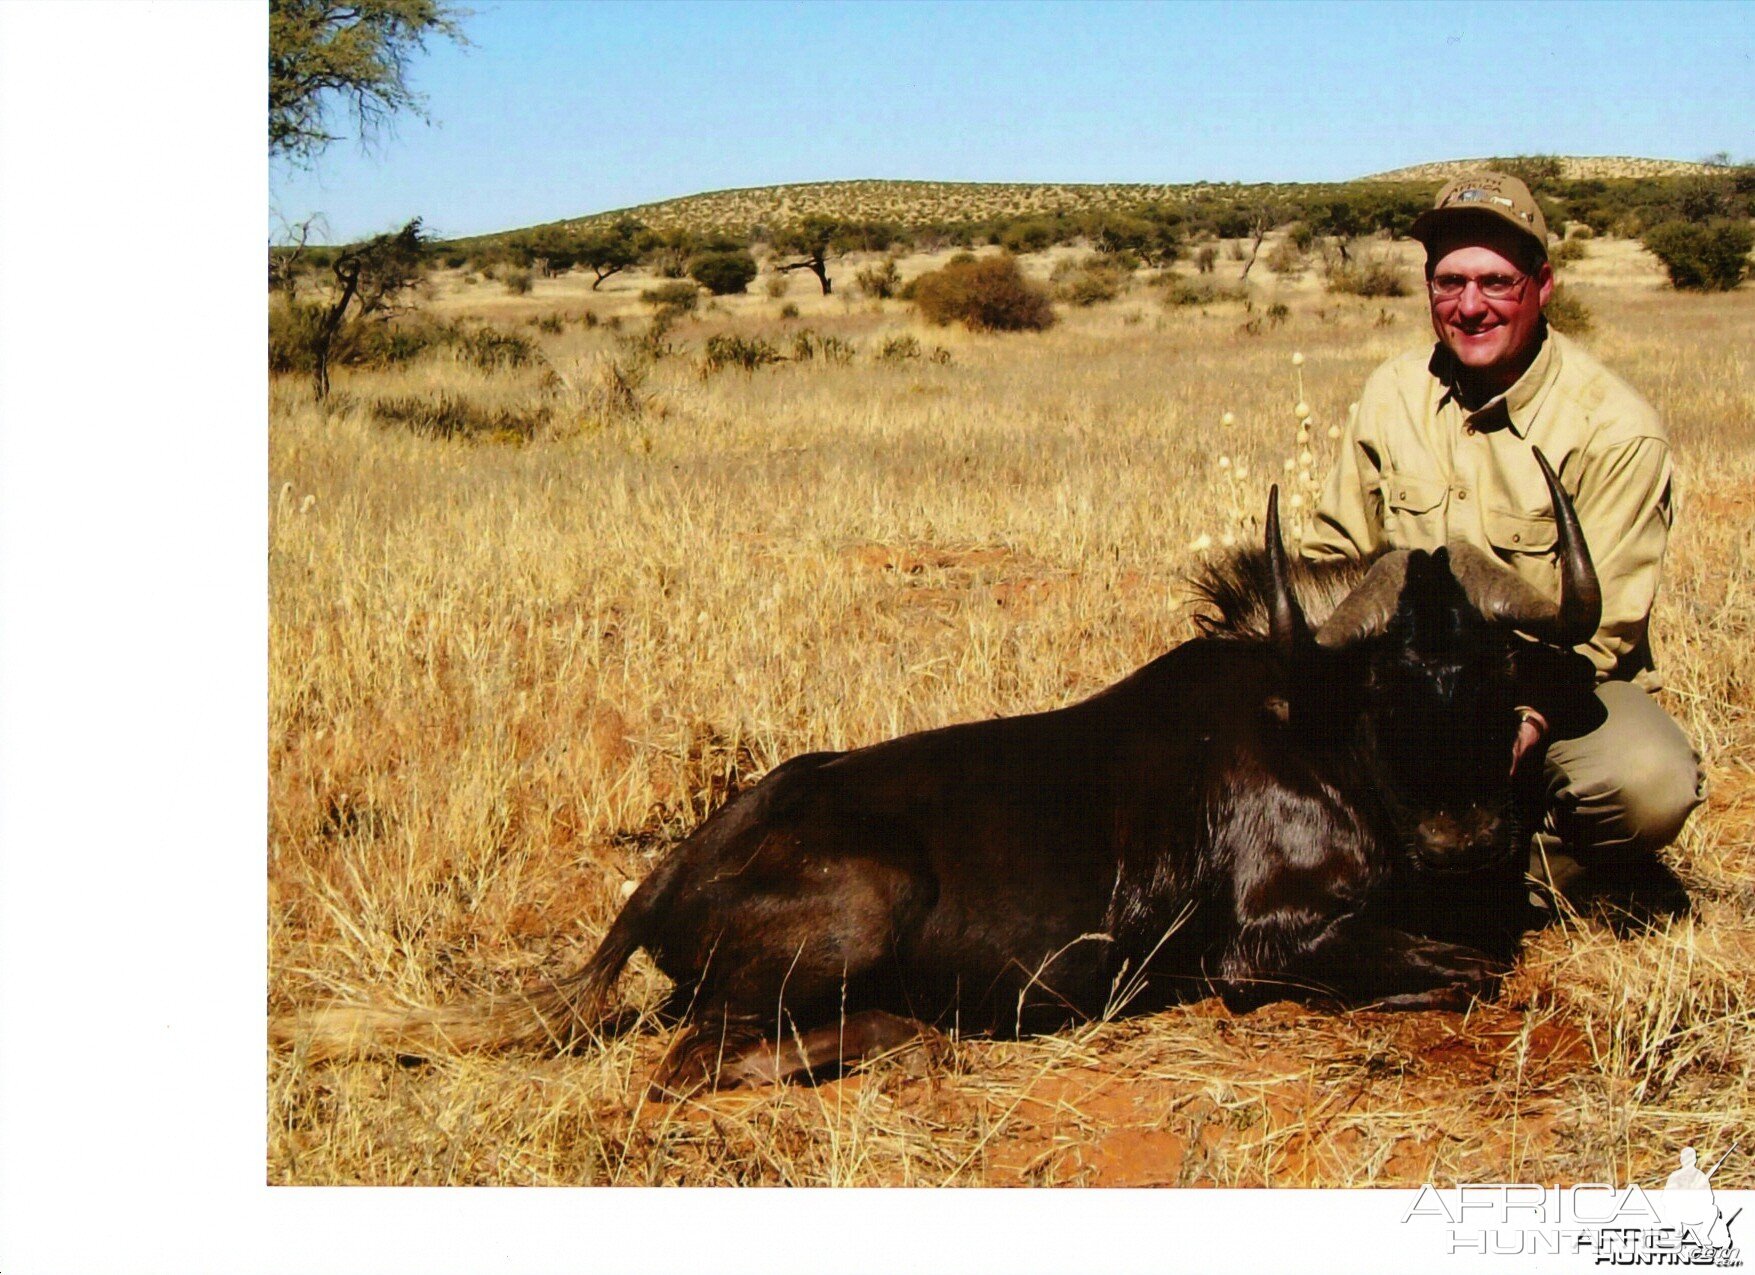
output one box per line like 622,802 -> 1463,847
1430,321 -> 1560,439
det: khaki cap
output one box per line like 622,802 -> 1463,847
1409,170 -> 1549,259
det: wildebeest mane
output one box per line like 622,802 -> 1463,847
1187,547 -> 1372,642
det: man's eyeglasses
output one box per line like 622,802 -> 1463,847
1428,272 -> 1528,301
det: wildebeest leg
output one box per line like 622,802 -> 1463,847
1302,920 -> 1507,1009
648,1015 -> 767,1099
1218,916 -> 1506,1012
719,1010 -> 931,1089
649,1011 -> 932,1099
644,815 -> 935,1099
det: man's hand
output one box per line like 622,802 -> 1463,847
1511,708 -> 1548,776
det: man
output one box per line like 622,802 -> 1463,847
1303,170 -> 1705,913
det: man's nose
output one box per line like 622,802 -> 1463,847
1454,281 -> 1492,317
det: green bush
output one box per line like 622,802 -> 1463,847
1641,219 -> 1753,291
620,318 -> 674,363
1325,252 -> 1409,298
1264,238 -> 1305,276
789,328 -> 858,364
688,250 -> 759,295
371,392 -> 550,443
503,268 -> 533,296
1550,237 -> 1589,265
268,302 -> 455,375
702,333 -> 781,373
641,281 -> 701,313
1194,245 -> 1218,274
854,259 -> 901,299
1051,253 -> 1128,306
1056,270 -> 1123,306
910,253 -> 1055,332
452,324 -> 538,371
875,334 -> 921,363
779,302 -> 800,319
1162,276 -> 1244,306
1544,284 -> 1594,336
268,298 -> 329,373
362,317 -> 453,366
997,218 -> 1060,254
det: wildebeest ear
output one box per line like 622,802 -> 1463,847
1264,485 -> 1309,652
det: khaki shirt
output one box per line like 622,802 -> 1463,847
1302,327 -> 1674,686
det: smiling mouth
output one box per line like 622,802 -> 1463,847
1450,328 -> 1504,347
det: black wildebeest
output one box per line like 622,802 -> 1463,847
282,450 -> 1630,1095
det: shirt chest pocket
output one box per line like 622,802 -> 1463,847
1483,505 -> 1561,591
1483,506 -> 1557,555
1380,470 -> 1448,550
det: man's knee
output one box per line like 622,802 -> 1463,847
1546,685 -> 1705,858
1603,740 -> 1705,854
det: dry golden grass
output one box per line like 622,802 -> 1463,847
270,243 -> 1755,1187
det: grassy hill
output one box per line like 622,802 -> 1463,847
1363,156 -> 1722,182
451,178 -> 1352,247
431,155 -> 1744,254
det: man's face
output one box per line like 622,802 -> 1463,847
1427,229 -> 1553,388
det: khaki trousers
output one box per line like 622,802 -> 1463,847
1530,680 -> 1706,891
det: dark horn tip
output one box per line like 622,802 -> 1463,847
1263,484 -> 1306,649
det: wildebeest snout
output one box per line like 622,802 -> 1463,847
1412,807 -> 1513,873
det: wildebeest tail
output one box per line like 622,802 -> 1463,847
271,855 -> 682,1062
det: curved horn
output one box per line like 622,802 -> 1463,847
1313,551 -> 1412,648
1264,485 -> 1308,651
1537,447 -> 1603,645
1448,448 -> 1601,647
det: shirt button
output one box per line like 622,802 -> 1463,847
1512,533 -> 1522,543
1465,425 -> 1476,435
1457,489 -> 1469,501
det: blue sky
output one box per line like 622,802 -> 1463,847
272,0 -> 1754,243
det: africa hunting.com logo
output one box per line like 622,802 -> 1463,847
1402,1143 -> 1743,1265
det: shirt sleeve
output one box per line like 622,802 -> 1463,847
1302,374 -> 1389,562
1570,434 -> 1673,679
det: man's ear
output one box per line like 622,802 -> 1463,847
1535,259 -> 1556,309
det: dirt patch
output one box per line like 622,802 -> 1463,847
845,540 -> 1029,576
638,997 -> 1601,1187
